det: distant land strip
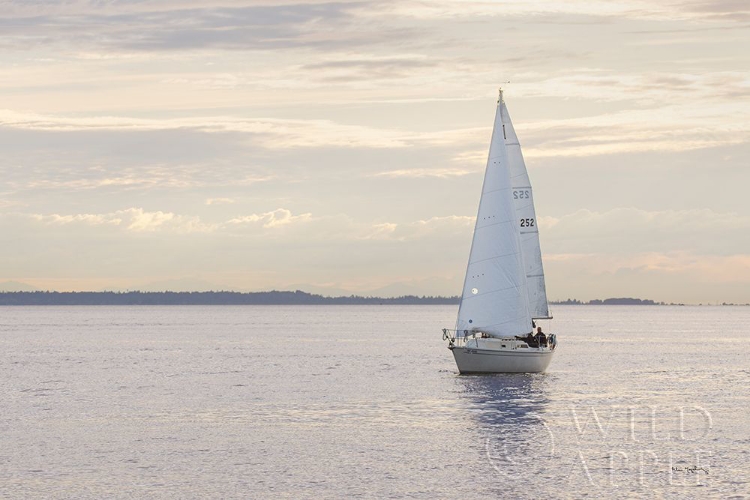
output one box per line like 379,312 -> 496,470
0,291 -> 742,306
0,290 -> 458,305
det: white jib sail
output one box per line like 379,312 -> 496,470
501,100 -> 551,319
455,95 -> 532,338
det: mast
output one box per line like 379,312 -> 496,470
455,89 -> 532,337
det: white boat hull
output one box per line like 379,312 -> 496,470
450,339 -> 554,374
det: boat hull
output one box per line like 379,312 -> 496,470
451,345 -> 553,374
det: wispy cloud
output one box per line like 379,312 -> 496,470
299,54 -> 439,82
0,109 -> 408,149
544,251 -> 750,302
31,213 -> 121,226
205,197 -> 236,205
9,208 -> 477,242
361,215 -> 474,241
517,82 -> 750,157
676,0 -> 750,22
515,71 -> 750,103
374,0 -> 750,22
30,208 -> 210,233
372,167 -> 475,179
227,208 -> 313,228
541,207 -> 750,255
0,3 -> 381,52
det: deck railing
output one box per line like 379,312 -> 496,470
441,329 -> 500,347
442,328 -> 468,346
442,328 -> 557,350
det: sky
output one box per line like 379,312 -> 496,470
0,0 -> 749,303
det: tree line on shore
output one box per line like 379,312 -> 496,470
0,291 -> 728,306
0,290 -> 458,305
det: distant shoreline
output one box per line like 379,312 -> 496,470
0,291 -> 746,306
0,290 -> 457,306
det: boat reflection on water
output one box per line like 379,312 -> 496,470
457,374 -> 555,478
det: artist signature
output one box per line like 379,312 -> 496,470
672,466 -> 709,475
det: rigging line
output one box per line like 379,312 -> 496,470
475,219 -> 515,231
467,249 -> 523,266
462,283 -> 527,298
481,187 -> 514,195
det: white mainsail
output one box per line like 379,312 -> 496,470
455,92 -> 532,338
501,100 -> 551,319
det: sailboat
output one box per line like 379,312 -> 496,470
443,89 -> 557,373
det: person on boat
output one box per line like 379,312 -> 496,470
516,331 -> 538,347
535,327 -> 547,347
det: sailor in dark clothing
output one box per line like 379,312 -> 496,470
535,326 -> 547,347
516,331 -> 538,347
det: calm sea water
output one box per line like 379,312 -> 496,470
1,305 -> 749,499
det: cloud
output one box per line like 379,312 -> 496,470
31,213 -> 121,226
299,54 -> 440,83
0,208 -> 474,289
361,215 -> 474,241
4,0 -> 746,27
4,207 -> 750,302
514,80 -> 750,158
24,169 -> 196,190
205,197 -> 235,205
374,0 -> 750,22
125,208 -> 178,232
372,167 -> 475,179
360,222 -> 398,240
0,3 -> 381,52
6,207 -> 476,243
13,206 -> 750,253
544,251 -> 750,303
302,54 -> 435,71
19,207 -> 332,235
227,208 -> 313,228
0,109 -> 408,149
515,71 -> 750,104
676,0 -> 750,21
29,208 -> 211,233
4,66 -> 747,161
544,250 -> 750,277
541,207 -> 750,255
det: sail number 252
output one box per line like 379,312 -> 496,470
513,190 -> 530,199
520,218 -> 535,227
